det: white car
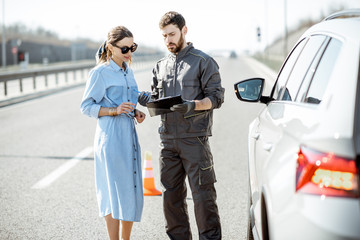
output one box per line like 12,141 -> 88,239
234,9 -> 360,240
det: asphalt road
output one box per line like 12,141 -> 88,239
0,56 -> 275,240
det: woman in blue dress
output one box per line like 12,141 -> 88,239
80,26 -> 145,240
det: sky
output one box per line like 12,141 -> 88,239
1,0 -> 360,54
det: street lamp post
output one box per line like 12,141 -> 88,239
284,0 -> 288,59
264,0 -> 268,60
1,0 -> 6,68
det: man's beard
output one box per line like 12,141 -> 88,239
167,33 -> 185,53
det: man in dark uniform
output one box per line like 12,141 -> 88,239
138,11 -> 225,240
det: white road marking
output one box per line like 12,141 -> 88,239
31,147 -> 93,189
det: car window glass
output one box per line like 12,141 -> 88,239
304,38 -> 342,104
295,37 -> 329,102
272,39 -> 306,100
281,35 -> 327,101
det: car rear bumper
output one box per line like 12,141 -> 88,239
270,194 -> 360,240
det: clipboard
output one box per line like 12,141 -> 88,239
146,95 -> 183,117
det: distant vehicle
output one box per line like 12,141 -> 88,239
229,50 -> 237,58
234,9 -> 360,240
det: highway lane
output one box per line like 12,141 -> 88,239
0,56 -> 275,239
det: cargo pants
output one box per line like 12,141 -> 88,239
159,136 -> 222,240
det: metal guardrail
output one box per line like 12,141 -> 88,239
0,62 -> 94,96
0,54 -> 164,100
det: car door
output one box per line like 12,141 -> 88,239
252,35 -> 328,234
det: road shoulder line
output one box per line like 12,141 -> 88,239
31,147 -> 93,189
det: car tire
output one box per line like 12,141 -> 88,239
247,180 -> 254,240
261,195 -> 270,240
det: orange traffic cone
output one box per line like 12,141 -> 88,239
143,151 -> 162,196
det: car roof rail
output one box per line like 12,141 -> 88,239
324,8 -> 360,21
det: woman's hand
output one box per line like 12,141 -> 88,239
116,102 -> 135,115
135,109 -> 146,123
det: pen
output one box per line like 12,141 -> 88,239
133,89 -> 149,96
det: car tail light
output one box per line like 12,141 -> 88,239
296,146 -> 359,198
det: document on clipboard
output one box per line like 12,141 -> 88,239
146,95 -> 183,117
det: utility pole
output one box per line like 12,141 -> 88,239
284,0 -> 288,59
1,0 -> 6,68
264,0 -> 268,60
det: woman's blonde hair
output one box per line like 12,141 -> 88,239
96,26 -> 133,65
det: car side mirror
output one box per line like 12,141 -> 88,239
234,78 -> 265,102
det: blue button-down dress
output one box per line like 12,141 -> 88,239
80,59 -> 143,221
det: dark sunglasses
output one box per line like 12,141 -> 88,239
114,43 -> 138,54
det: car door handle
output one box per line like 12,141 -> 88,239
252,132 -> 260,140
263,143 -> 273,151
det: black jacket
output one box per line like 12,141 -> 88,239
151,43 -> 225,139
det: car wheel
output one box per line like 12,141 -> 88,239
247,180 -> 254,240
261,195 -> 270,240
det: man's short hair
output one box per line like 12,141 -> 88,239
159,11 -> 186,30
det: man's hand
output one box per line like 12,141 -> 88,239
135,109 -> 146,123
138,91 -> 151,106
170,101 -> 196,114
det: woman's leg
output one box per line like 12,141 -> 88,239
120,221 -> 134,240
105,214 -> 120,240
